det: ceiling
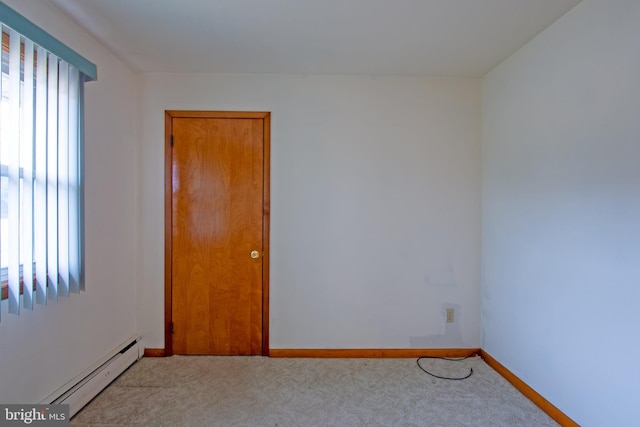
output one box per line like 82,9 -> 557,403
49,0 -> 581,77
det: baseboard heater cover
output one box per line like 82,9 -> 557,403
43,335 -> 142,418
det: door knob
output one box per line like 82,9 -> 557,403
251,250 -> 260,259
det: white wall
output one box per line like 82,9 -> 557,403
482,0 -> 640,425
0,0 -> 138,403
137,74 -> 481,349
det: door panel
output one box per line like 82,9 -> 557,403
170,115 -> 265,355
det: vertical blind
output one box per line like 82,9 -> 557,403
0,2 -> 95,321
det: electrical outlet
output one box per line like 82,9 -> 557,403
446,308 -> 455,323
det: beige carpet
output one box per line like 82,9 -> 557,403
71,355 -> 558,426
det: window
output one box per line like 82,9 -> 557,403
0,3 -> 96,321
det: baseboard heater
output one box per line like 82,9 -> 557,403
42,335 -> 142,418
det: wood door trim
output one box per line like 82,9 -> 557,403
164,110 -> 271,356
261,115 -> 271,356
167,110 -> 269,119
164,112 -> 173,356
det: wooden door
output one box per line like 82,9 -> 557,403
165,111 -> 270,355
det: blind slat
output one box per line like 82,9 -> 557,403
0,27 -> 2,323
46,53 -> 58,301
57,61 -> 70,297
7,29 -> 21,314
68,66 -> 80,294
34,45 -> 48,305
21,38 -> 35,309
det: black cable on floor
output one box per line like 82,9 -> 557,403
416,356 -> 473,380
